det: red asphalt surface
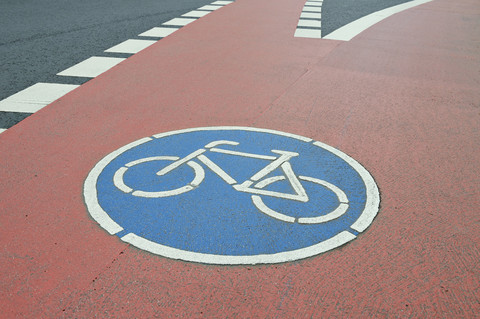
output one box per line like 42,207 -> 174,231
1,0 -> 479,317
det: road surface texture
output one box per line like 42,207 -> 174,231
0,0 -> 479,317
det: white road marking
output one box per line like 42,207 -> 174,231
0,83 -> 79,113
153,126 -> 313,142
105,39 -> 157,54
163,18 -> 197,26
197,5 -> 223,11
313,141 -> 380,232
197,154 -> 238,185
300,12 -> 322,19
57,56 -> 125,78
113,167 -> 132,193
305,1 -> 323,6
138,27 -> 179,38
303,6 -> 322,12
84,137 -> 153,235
323,0 -> 433,41
121,230 -> 356,265
211,1 -> 233,5
297,19 -> 322,28
0,129 -> 6,134
182,10 -> 211,18
295,28 -> 322,38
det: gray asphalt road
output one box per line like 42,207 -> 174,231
322,0 -> 414,37
0,0 -> 214,102
0,0 -> 415,129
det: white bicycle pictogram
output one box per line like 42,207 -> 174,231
113,140 -> 349,224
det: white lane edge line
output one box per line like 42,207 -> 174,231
138,27 -> 179,38
323,0 -> 434,41
162,18 -> 197,26
57,56 -> 126,78
104,39 -> 157,54
0,83 -> 80,113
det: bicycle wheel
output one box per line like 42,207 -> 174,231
113,156 -> 204,198
251,175 -> 349,224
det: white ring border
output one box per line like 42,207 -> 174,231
84,126 -> 380,265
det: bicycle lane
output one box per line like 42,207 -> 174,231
0,0 -> 479,317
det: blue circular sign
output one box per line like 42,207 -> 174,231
84,127 -> 379,264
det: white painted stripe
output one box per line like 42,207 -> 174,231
197,154 -> 237,185
305,2 -> 322,6
163,18 -> 197,26
153,126 -> 312,142
209,148 -> 277,160
156,149 -> 206,176
197,5 -> 223,11
295,28 -> 322,38
57,56 -> 125,78
182,10 -> 211,18
205,140 -> 239,148
300,12 -> 322,19
0,83 -> 79,113
105,39 -> 156,54
122,230 -> 356,265
211,0 -> 233,5
297,19 -> 322,28
139,27 -> 179,38
84,137 -> 153,235
302,6 -> 322,12
0,129 -> 6,134
323,0 -> 433,41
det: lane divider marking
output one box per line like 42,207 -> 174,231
139,27 -> 179,38
294,0 -> 323,39
104,39 -> 157,54
182,10 -> 211,18
57,57 -> 126,78
163,18 -> 197,26
323,0 -> 433,41
295,0 -> 433,40
0,83 -> 80,114
0,0 -> 235,133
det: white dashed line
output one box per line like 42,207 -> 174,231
182,10 -> 211,18
295,0 -> 324,39
197,5 -> 223,11
139,27 -> 179,38
163,18 -> 197,26
300,12 -> 322,19
0,83 -> 79,113
302,6 -> 322,13
297,19 -> 322,28
105,39 -> 157,54
211,1 -> 234,5
57,56 -> 126,78
294,28 -> 322,39
1,0 -> 236,133
305,2 -> 322,6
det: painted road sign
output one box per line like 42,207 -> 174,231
85,127 -> 380,264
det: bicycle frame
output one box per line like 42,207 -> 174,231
156,140 -> 309,202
